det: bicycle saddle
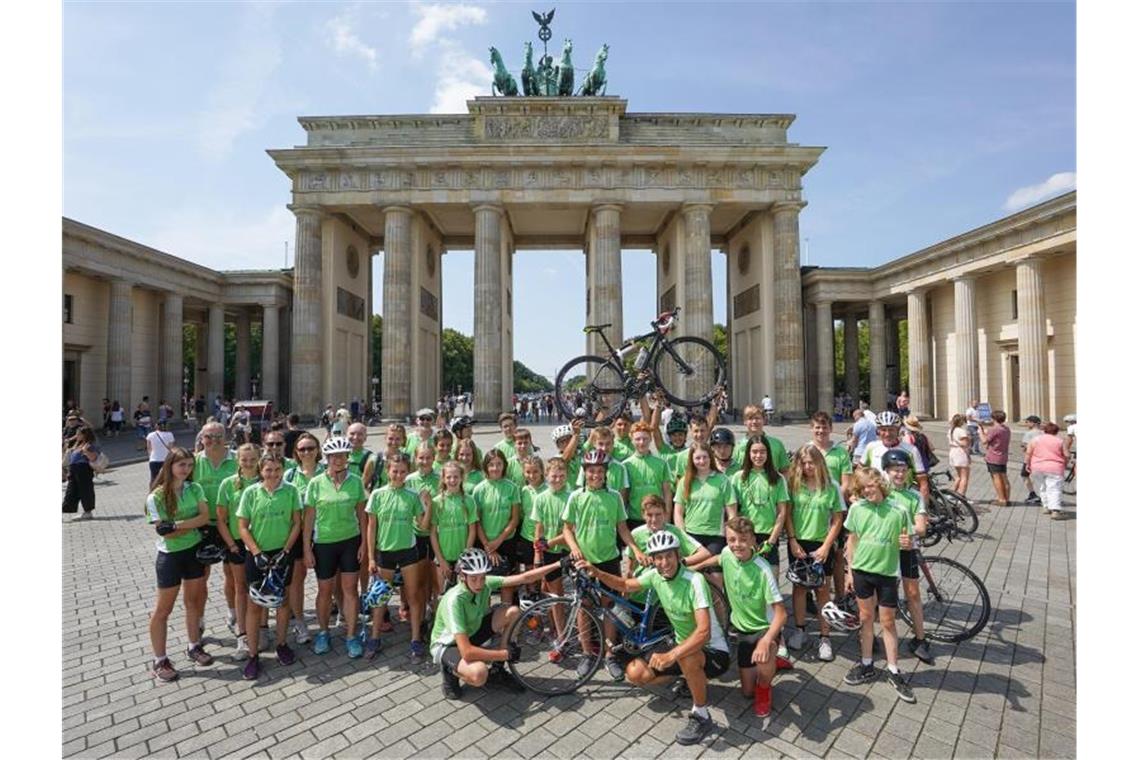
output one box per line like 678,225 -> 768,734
583,323 -> 612,334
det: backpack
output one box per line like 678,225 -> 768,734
912,431 -> 939,469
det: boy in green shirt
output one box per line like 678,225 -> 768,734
882,449 -> 934,666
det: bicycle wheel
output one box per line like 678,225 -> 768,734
653,337 -> 726,408
1062,458 -> 1077,495
898,556 -> 991,643
505,596 -> 605,695
553,355 -> 628,427
936,489 -> 979,535
648,574 -> 734,647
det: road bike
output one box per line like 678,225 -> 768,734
928,470 -> 979,535
553,307 -> 727,426
899,519 -> 991,643
504,561 -> 731,695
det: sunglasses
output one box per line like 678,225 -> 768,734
418,416 -> 434,422
265,441 -> 284,447
296,446 -> 317,453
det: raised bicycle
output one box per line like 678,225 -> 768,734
504,561 -> 731,695
553,307 -> 727,426
899,519 -> 991,643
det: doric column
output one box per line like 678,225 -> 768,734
290,206 -> 324,417
1017,258 -> 1049,419
815,300 -> 834,416
106,278 -> 133,408
907,290 -> 932,417
844,312 -> 860,400
473,205 -> 504,421
161,293 -> 183,414
772,202 -> 806,414
381,206 -> 414,419
261,304 -> 279,402
590,204 -> 623,355
885,315 -> 900,396
954,276 -> 979,412
869,300 -> 886,411
234,310 -> 251,399
681,203 -> 715,398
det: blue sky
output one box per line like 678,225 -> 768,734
63,1 -> 1075,381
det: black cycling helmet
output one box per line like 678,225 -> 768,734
709,427 -> 735,447
449,415 -> 472,434
666,414 -> 689,435
881,448 -> 912,469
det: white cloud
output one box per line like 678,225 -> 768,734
410,2 -> 486,52
149,204 -> 297,271
430,42 -> 492,113
325,5 -> 378,71
1003,172 -> 1076,211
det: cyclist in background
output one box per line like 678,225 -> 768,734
862,412 -> 930,501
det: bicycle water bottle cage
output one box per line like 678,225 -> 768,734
583,323 -> 612,334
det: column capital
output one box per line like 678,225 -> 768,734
470,203 -> 504,216
812,297 -> 832,308
381,205 -> 414,217
771,200 -> 807,214
591,203 -> 624,215
952,273 -> 977,284
680,202 -> 714,218
287,204 -> 326,220
109,277 -> 135,291
906,286 -> 928,299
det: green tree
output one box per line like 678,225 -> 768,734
514,361 -> 553,393
712,323 -> 728,361
441,328 -> 474,393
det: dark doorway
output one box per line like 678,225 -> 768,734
1010,354 -> 1020,421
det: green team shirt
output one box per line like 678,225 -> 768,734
303,472 -> 367,544
732,434 -> 790,472
575,460 -> 630,494
844,499 -> 912,577
216,473 -> 259,543
472,478 -> 521,541
192,452 -> 238,523
494,439 -> 516,459
611,436 -> 634,462
636,567 -> 728,652
719,547 -> 782,633
731,471 -> 790,535
529,486 -> 572,552
561,455 -> 582,493
674,472 -> 737,536
790,483 -> 844,542
406,470 -> 442,536
146,481 -> 206,553
405,432 -> 434,458
236,482 -> 302,553
429,574 -> 506,664
561,487 -> 627,563
462,469 -> 485,495
669,445 -> 691,479
622,452 -> 671,520
717,461 -> 741,480
431,492 -> 477,562
366,485 -> 423,552
519,483 -> 548,542
505,458 -> 528,488
820,443 -> 854,487
283,463 -> 324,495
887,488 -> 925,528
365,453 -> 389,490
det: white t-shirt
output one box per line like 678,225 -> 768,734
147,430 -> 175,463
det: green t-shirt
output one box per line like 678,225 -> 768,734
887,488 -> 925,527
844,499 -> 912,576
431,492 -> 477,562
462,469 -> 485,495
561,487 -> 627,564
494,439 -> 516,459
406,470 -> 442,537
670,445 -> 692,480
146,481 -> 206,553
366,485 -> 424,552
622,452 -> 671,520
674,472 -> 736,536
519,483 -> 548,542
192,452 -> 237,523
471,478 -> 521,541
235,482 -> 302,553
731,471 -> 790,535
717,461 -> 741,480
732,434 -> 790,472
562,455 -> 582,493
821,443 -> 854,487
303,472 -> 367,544
720,548 -> 782,634
529,487 -> 572,553
611,436 -> 634,462
637,567 -> 728,652
405,431 -> 434,458
505,458 -> 527,488
575,460 -> 630,494
790,483 -> 844,543
283,463 -> 324,495
348,448 -> 373,478
429,574 -> 507,664
216,473 -> 259,543
625,523 -> 702,601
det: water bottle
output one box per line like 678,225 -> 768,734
633,347 -> 649,370
612,604 -> 635,628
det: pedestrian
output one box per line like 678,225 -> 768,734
134,403 -> 153,452
979,410 -> 1011,506
1025,422 -> 1068,519
900,416 -> 939,472
194,395 -> 207,429
146,420 -> 177,487
63,427 -> 101,520
1020,415 -> 1043,505
283,413 -> 303,458
947,414 -> 972,496
896,391 -> 910,418
965,400 -> 982,455
101,398 -> 111,434
850,409 -> 878,462
109,400 -> 124,436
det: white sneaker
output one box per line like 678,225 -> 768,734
235,635 -> 249,659
818,637 -> 834,662
786,626 -> 806,650
291,620 -> 311,645
777,642 -> 789,660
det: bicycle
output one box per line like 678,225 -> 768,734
1062,450 -> 1076,495
898,520 -> 991,643
928,470 -> 979,535
504,561 -> 731,695
553,307 -> 727,427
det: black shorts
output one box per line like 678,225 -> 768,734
509,536 -> 534,567
852,569 -> 899,608
223,542 -> 248,566
199,524 -> 224,549
690,533 -> 726,556
155,546 -> 206,589
652,647 -> 730,679
788,539 -> 835,577
986,462 -> 1008,475
593,557 -> 622,578
754,533 -> 779,567
539,551 -> 567,582
440,610 -> 498,671
415,534 -> 435,563
899,549 -> 919,580
736,629 -> 776,670
244,547 -> 297,588
627,518 -> 645,531
313,535 -> 362,580
376,545 -> 421,571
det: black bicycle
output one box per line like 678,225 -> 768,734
899,521 -> 991,643
1062,450 -> 1076,495
928,470 -> 979,535
553,307 -> 727,426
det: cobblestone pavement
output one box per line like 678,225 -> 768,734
63,421 -> 1076,759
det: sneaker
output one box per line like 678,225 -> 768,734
76,511 -> 94,521
604,655 -> 625,681
818,638 -> 834,662
441,664 -> 463,700
844,663 -> 877,686
152,657 -> 179,683
488,665 -> 526,693
547,647 -> 564,664
186,644 -> 214,666
242,655 -> 260,681
234,635 -> 250,660
887,670 -> 916,703
775,656 -> 794,671
575,658 -> 594,679
364,637 -> 382,660
753,684 -> 772,717
276,643 -> 296,666
776,641 -> 789,660
908,637 -> 934,665
313,630 -> 332,655
785,626 -> 806,651
410,640 -> 426,662
346,635 -> 364,659
291,620 -> 311,645
675,711 -> 714,746
1026,494 -> 1041,505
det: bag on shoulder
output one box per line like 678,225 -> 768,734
913,431 -> 939,469
93,452 -> 110,474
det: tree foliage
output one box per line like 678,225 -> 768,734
441,328 -> 473,393
514,361 -> 553,392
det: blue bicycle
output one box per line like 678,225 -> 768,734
504,562 -> 730,695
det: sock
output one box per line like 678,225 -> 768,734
187,640 -> 199,650
861,657 -> 873,666
887,663 -> 899,674
154,655 -> 167,666
692,704 -> 710,719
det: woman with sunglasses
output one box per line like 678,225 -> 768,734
262,429 -> 309,645
283,432 -> 324,634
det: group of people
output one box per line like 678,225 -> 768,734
143,390 -> 949,746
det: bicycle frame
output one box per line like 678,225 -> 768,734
591,308 -> 697,383
554,569 -> 671,654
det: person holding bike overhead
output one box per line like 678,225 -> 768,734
579,530 -> 729,746
881,449 -> 933,665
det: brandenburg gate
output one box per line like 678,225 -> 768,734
269,97 -> 824,420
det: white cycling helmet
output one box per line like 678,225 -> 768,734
1062,413 -> 1076,424
646,530 -> 681,555
457,548 -> 493,575
785,557 -> 826,588
875,411 -> 902,428
821,600 -> 861,632
551,424 -> 574,443
322,437 -> 353,456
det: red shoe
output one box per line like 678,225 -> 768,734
548,648 -> 563,663
754,684 -> 772,717
775,656 -> 794,671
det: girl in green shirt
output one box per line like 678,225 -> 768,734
531,457 -> 573,638
430,462 -> 477,585
471,449 -> 522,605
433,427 -> 454,468
733,435 -> 790,568
456,439 -> 484,495
284,431 -> 326,635
214,443 -> 261,657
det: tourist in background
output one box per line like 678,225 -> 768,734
895,391 -> 910,418
63,427 -> 100,520
147,420 -> 176,486
947,414 -> 972,496
964,400 -> 982,455
1020,415 -> 1043,505
134,403 -> 153,451
109,400 -> 124,436
979,410 -> 1011,506
1025,422 -> 1067,520
850,409 -> 878,463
